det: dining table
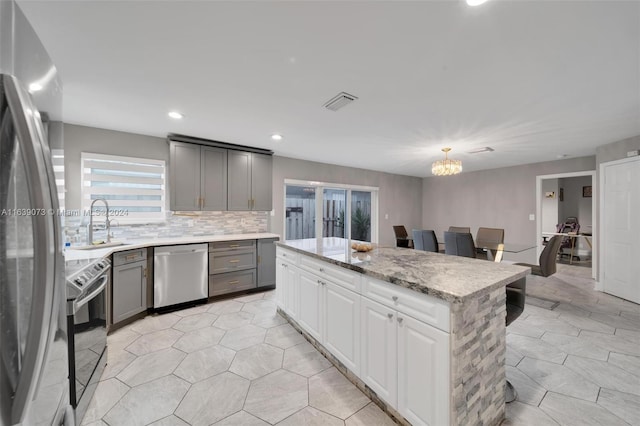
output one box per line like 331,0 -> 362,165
541,231 -> 592,264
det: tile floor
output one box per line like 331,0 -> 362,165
503,264 -> 640,426
82,264 -> 640,426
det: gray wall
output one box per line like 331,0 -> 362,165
541,178 -> 559,234
271,156 -> 423,247
422,156 -> 596,262
64,124 -> 168,210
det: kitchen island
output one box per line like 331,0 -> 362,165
275,237 -> 529,426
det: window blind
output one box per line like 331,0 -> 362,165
81,152 -> 166,223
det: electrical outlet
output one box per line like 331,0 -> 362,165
627,150 -> 639,157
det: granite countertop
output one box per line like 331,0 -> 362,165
277,238 -> 530,303
64,232 -> 280,263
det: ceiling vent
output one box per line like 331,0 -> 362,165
467,147 -> 495,154
323,92 -> 358,111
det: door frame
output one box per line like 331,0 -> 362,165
535,170 -> 596,280
598,155 -> 640,292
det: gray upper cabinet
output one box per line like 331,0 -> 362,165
170,142 -> 227,211
170,142 -> 200,211
201,147 -> 227,211
228,151 -> 273,211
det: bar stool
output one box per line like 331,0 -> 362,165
505,277 -> 526,403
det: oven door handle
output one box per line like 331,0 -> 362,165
74,275 -> 108,312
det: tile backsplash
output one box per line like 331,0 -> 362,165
65,211 -> 269,244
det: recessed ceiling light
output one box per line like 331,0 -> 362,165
168,111 -> 183,119
28,83 -> 43,92
271,134 -> 283,141
466,0 -> 489,6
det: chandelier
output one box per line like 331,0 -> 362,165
431,147 -> 462,176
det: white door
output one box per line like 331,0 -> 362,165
360,297 -> 397,407
323,282 -> 361,375
397,314 -> 449,426
297,272 -> 322,341
601,157 -> 640,303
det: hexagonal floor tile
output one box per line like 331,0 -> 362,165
129,313 -> 181,335
173,304 -> 212,317
175,372 -> 250,426
174,345 -> 236,383
244,369 -> 308,424
229,343 -> 283,380
277,406 -> 344,426
125,328 -> 183,356
242,299 -> 277,316
117,348 -> 186,387
219,324 -> 266,350
283,341 -> 332,377
213,410 -> 269,425
309,367 -> 369,419
345,403 -> 396,426
208,300 -> 244,315
214,311 -> 254,330
172,312 -> 219,332
252,311 -> 288,329
172,326 -> 226,353
103,375 -> 189,426
264,324 -> 305,349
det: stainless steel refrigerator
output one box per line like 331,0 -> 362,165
0,1 -> 71,425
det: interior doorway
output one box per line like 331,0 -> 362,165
536,171 -> 596,280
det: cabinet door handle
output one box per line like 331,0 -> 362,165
281,263 -> 286,267
228,280 -> 240,285
143,268 -> 147,278
248,199 -> 251,209
229,244 -> 240,248
397,317 -> 403,324
125,254 -> 136,261
387,313 -> 393,319
201,197 -> 205,208
196,197 -> 200,208
319,267 -> 325,272
229,259 -> 240,263
392,296 -> 398,302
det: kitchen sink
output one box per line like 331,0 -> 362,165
72,241 -> 128,250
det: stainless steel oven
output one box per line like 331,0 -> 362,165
66,257 -> 110,424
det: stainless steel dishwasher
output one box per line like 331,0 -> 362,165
154,244 -> 208,309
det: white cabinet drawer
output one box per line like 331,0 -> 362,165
299,255 -> 361,293
276,247 -> 299,265
363,277 -> 450,333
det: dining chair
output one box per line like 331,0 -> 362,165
476,227 -> 505,261
514,235 -> 562,276
393,225 -> 411,248
412,229 -> 439,253
448,226 -> 471,234
444,231 -> 476,258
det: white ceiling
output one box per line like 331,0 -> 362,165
18,0 -> 640,177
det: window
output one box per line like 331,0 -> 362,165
81,152 -> 166,223
285,180 -> 378,243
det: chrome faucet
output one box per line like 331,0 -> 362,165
87,198 -> 111,244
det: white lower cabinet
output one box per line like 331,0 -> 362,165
276,258 -> 299,320
360,296 -> 398,405
361,297 -> 450,426
277,250 -> 450,426
298,272 -> 322,341
323,281 -> 361,375
397,313 -> 449,426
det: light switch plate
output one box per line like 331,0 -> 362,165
529,214 -> 535,221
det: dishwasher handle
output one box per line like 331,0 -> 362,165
154,244 -> 208,256
155,248 -> 207,256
